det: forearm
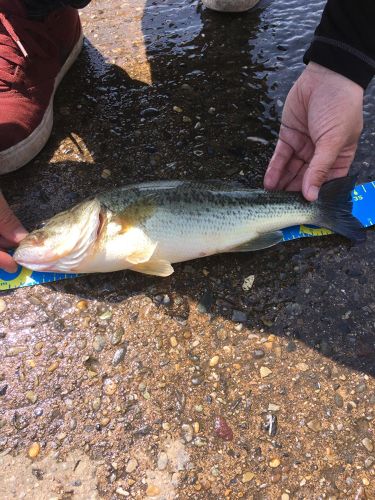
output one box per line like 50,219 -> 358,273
304,0 -> 375,89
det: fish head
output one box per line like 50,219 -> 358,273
14,199 -> 102,272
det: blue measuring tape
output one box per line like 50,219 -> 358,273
1,181 -> 374,291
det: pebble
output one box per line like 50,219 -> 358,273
92,398 -> 101,411
193,422 -> 200,433
320,339 -> 332,356
182,424 -> 193,442
268,404 -> 280,412
111,327 -> 124,345
115,487 -> 128,497
307,420 -> 322,432
208,107 -> 216,114
197,291 -> 213,313
181,83 -> 193,91
47,361 -> 59,373
242,472 -> 255,483
182,115 -> 191,123
76,300 -> 88,311
6,346 -> 27,357
296,362 -> 309,372
146,485 -> 160,497
34,408 -> 43,417
126,458 -> 138,473
214,416 -> 233,441
103,379 -> 117,396
25,391 -> 38,404
231,310 -> 247,323
252,349 -> 265,359
69,418 -> 77,430
173,105 -> 183,113
100,417 -> 110,427
99,310 -> 112,320
260,366 -> 272,378
157,452 -> 168,470
0,299 -> 6,313
286,341 -> 297,352
269,458 -> 281,468
28,442 -> 40,458
209,355 -> 219,367
264,414 -> 278,436
362,438 -> 373,452
170,336 -> 178,347
76,339 -> 87,350
112,346 -> 127,366
101,168 -> 111,179
281,494 -> 290,500
334,393 -> 344,407
162,422 -> 171,431
140,107 -> 159,118
93,335 -> 106,352
242,275 -> 255,291
211,466 -> 220,477
192,376 -> 203,386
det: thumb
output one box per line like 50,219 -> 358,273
0,193 -> 28,244
302,141 -> 341,201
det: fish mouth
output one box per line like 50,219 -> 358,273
14,200 -> 102,273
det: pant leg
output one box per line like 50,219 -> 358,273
23,0 -> 92,18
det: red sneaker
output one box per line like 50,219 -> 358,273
0,1 -> 83,174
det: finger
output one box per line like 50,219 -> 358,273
0,236 -> 15,248
0,250 -> 18,273
277,156 -> 306,190
302,142 -> 342,201
284,164 -> 308,191
0,193 -> 28,243
264,139 -> 294,190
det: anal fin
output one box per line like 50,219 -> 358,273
227,230 -> 283,253
130,259 -> 174,277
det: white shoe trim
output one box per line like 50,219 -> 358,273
0,31 -> 84,174
202,0 -> 260,12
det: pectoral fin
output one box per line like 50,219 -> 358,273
130,259 -> 174,277
228,230 -> 284,253
126,242 -> 158,265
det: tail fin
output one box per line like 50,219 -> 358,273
315,176 -> 366,242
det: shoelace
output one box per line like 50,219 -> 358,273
0,13 -> 28,58
0,12 -> 55,88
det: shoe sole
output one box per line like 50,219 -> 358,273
202,0 -> 260,12
0,31 -> 84,175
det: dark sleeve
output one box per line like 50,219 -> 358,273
303,0 -> 375,89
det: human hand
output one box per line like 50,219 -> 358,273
264,62 -> 364,201
0,192 -> 28,273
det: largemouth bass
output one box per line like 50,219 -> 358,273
14,177 -> 365,276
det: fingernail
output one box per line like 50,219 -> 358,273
13,229 -> 28,243
3,263 -> 18,274
264,174 -> 276,190
306,185 -> 319,201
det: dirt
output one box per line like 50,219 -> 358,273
0,0 -> 374,498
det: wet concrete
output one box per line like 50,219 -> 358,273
1,0 -> 375,498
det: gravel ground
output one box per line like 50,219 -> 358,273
0,0 -> 374,498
